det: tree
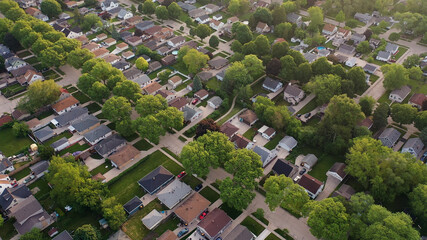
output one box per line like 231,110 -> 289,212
253,7 -> 272,25
356,41 -> 371,54
74,224 -> 100,240
195,119 -> 220,139
391,104 -> 417,126
81,13 -> 102,32
264,175 -> 308,213
414,111 -> 427,130
181,140 -> 211,177
142,0 -> 155,14
234,23 -> 253,44
18,80 -> 61,112
372,103 -> 389,130
403,54 -> 420,69
40,0 -> 62,18
266,58 -> 281,76
307,6 -> 323,32
332,64 -> 347,79
209,35 -> 219,48
359,96 -> 376,116
135,95 -> 167,117
38,145 -> 55,160
381,64 -> 409,90
242,54 -> 264,78
408,66 -> 423,81
157,69 -> 171,84
388,32 -> 400,41
347,67 -> 367,93
102,96 -> 132,123
183,49 -> 209,74
296,62 -> 312,84
138,3 -> 143,13
116,119 -> 135,137
219,177 -> 255,210
101,197 -> 126,230
311,57 -> 332,75
335,10 -> 345,27
237,84 -> 253,101
242,41 -> 256,55
279,55 -> 297,81
409,184 -> 427,220
231,40 -> 242,53
195,24 -> 211,40
133,116 -> 165,144
12,121 -> 30,137
67,48 -> 95,69
272,5 -> 286,25
254,35 -> 270,57
88,82 -> 109,102
421,127 -> 427,145
221,62 -> 253,93
155,5 -> 169,20
197,131 -> 235,168
304,198 -> 349,240
306,74 -> 341,105
135,57 -> 149,71
192,75 -> 203,92
274,22 -> 293,39
224,149 -> 263,189
228,0 -> 240,15
113,80 -> 141,102
272,42 -> 289,59
40,46 -> 67,68
0,215 -> 3,227
20,228 -> 47,240
78,74 -> 98,93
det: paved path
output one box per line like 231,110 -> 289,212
316,176 -> 341,201
291,93 -> 315,114
256,229 -> 271,240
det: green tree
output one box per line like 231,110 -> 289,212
135,95 -> 167,117
219,177 -> 255,210
101,197 -> 126,230
135,57 -> 149,71
67,48 -> 95,69
408,66 -> 423,81
195,24 -> 211,40
88,81 -> 110,103
183,49 -> 209,74
116,119 -> 135,137
336,10 -> 345,27
307,6 -> 323,32
38,145 -> 55,160
20,228 -> 47,240
347,67 -> 367,93
231,40 -> 243,53
372,103 -> 389,130
40,46 -> 67,67
133,116 -> 165,144
356,41 -> 371,54
234,23 -> 253,44
102,96 -> 132,123
195,118 -> 220,139
296,62 -> 312,84
197,131 -> 235,168
40,0 -> 62,18
209,35 -> 219,48
272,42 -> 289,59
81,13 -> 102,32
77,73 -> 98,93
142,0 -> 155,14
274,22 -> 293,39
228,0 -> 240,15
224,149 -> 263,189
157,69 -> 172,84
381,64 -> 409,90
242,54 -> 264,78
414,111 -> 427,130
74,224 -> 100,240
409,184 -> 427,220
306,74 -> 341,105
279,55 -> 297,81
192,75 -> 203,92
18,80 -> 61,112
403,54 -> 420,68
359,96 -> 376,116
391,104 -> 417,126
253,7 -> 272,25
113,80 -> 141,102
221,61 -> 253,93
264,175 -> 296,210
12,121 -> 30,137
272,5 -> 286,25
181,140 -> 211,177
237,84 -> 253,101
254,35 -> 270,57
332,64 -> 347,79
155,5 -> 169,20
311,57 -> 332,75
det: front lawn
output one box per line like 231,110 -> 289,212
377,91 -> 392,104
392,47 -> 408,61
174,80 -> 191,92
181,175 -> 202,189
251,79 -> 269,95
161,147 -> 180,161
265,233 -> 281,240
58,143 -> 90,156
0,127 -> 33,157
296,97 -> 319,114
240,216 -> 265,236
90,160 -> 113,175
72,91 -> 91,104
206,78 -> 221,91
86,102 -> 102,114
44,131 -> 73,146
264,132 -> 285,150
219,203 -> 242,220
217,105 -> 243,126
243,128 -> 257,140
17,50 -> 32,58
199,186 -> 220,203
133,139 -> 153,151
26,56 -> 40,64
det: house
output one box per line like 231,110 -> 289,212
262,77 -> 283,93
208,96 -> 223,109
224,225 -> 255,240
195,89 -> 209,100
142,82 -> 162,95
338,44 -> 356,55
385,43 -> 399,54
101,0 -> 119,11
126,36 -> 143,47
96,33 -> 108,42
25,7 -> 40,16
104,38 -> 117,47
253,146 -> 277,167
124,68 -> 149,84
183,105 -> 203,122
336,28 -> 351,40
174,192 -> 210,224
52,231 -> 73,240
204,3 -> 220,14
30,161 -> 49,178
94,134 -> 126,157
0,184 -> 31,211
5,57 -> 28,72
142,209 -> 163,230
50,137 -> 69,152
239,109 -> 258,126
326,162 -> 347,182
157,179 -> 192,209
136,21 -> 155,32
197,71 -> 213,81
115,42 -> 128,52
227,16 -> 239,25
401,138 -> 424,157
210,19 -> 224,31
168,75 -> 183,89
84,125 -> 113,145
303,52 -> 318,63
376,51 -> 391,62
157,46 -> 169,56
287,12 -> 302,27
65,1 -> 77,8
10,195 -> 54,234
103,54 -> 121,65
76,35 -> 88,45
153,28 -> 174,42
69,115 -> 100,134
231,134 -> 254,150
138,166 -> 174,195
16,69 -> 44,86
0,158 -> 14,174
196,15 -> 210,24
33,126 -> 54,143
189,8 -> 206,18
123,196 -> 143,215
112,59 -> 131,71
158,230 -> 178,240
120,31 -> 133,41
83,42 -> 100,52
354,13 -> 372,23
177,2 -> 196,12
125,16 -> 143,26
318,49 -> 330,57
93,48 -> 110,58
283,84 -> 304,105
334,54 -> 349,64
149,61 -> 162,72
278,136 -> 297,151
161,55 -> 176,66
122,51 -> 135,60
256,22 -> 270,34
301,154 -> 318,170
351,33 -> 366,44
216,68 -> 227,81
156,89 -> 175,102
409,93 -> 426,110
258,125 -> 276,140
118,8 -> 133,20
389,85 -> 411,103
0,115 -> 13,128
197,208 -> 232,240
167,36 -> 186,48
345,57 -> 357,67
109,145 -> 140,169
51,107 -> 89,127
62,27 -> 83,39
91,173 -> 106,183
52,96 -> 79,115
213,14 -> 222,21
208,57 -> 229,70
332,184 -> 355,200
358,118 -> 373,129
378,128 -> 401,148
272,159 -> 296,177
369,38 -> 381,49
322,23 -> 337,35
297,174 -> 324,199
17,0 -> 37,8
220,122 -> 239,139
0,44 -> 11,58
363,64 -> 378,74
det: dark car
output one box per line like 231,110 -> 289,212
421,151 -> 427,162
177,171 -> 186,178
299,168 -> 307,175
195,184 -> 203,191
304,112 -> 311,118
177,228 -> 189,237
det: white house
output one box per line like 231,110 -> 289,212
118,8 -> 133,20
167,36 -> 186,48
389,85 -> 411,103
101,0 -> 119,11
322,23 -> 337,35
258,125 -> 276,140
84,125 -> 113,145
326,162 -> 347,182
5,57 -> 28,71
52,96 -> 79,115
182,105 -> 203,122
401,138 -> 424,157
0,159 -> 14,174
196,15 -> 210,24
168,75 -> 182,89
0,174 -> 12,194
298,174 -> 324,199
253,146 -> 277,168
213,14 -> 222,21
17,69 -> 44,85
207,96 -> 223,109
283,84 -> 304,105
345,57 -> 357,67
210,20 -> 224,31
278,136 -> 297,151
262,77 -> 283,93
301,154 -> 318,170
376,51 -> 391,62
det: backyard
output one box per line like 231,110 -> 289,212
240,216 -> 265,236
199,186 -> 220,203
0,127 -> 33,157
89,160 -> 113,175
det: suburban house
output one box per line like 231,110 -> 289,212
283,84 -> 304,105
142,209 -> 163,230
338,44 -> 356,55
103,54 -> 121,65
297,174 -> 324,199
332,184 -> 356,200
167,36 -> 186,48
50,137 -> 69,152
0,185 -> 32,212
51,107 -> 89,127
0,159 -> 14,174
203,3 -> 220,14
189,8 -> 206,18
409,93 -> 426,110
376,51 -> 391,62
210,19 -> 224,31
115,42 -> 129,52
125,16 -> 143,26
345,57 -> 357,67
94,134 -> 126,157
239,109 -> 258,126
378,128 -> 401,148
76,35 -> 88,45
326,162 -> 347,182
220,122 -> 239,139
227,16 -> 239,25
174,192 -> 210,225
93,48 -> 109,58
109,145 -> 140,169
157,230 -> 178,240
84,125 -> 113,145
157,179 -> 192,209
104,38 -> 117,47
62,27 -> 83,39
256,22 -> 270,34
169,97 -> 188,111
52,96 -> 79,115
231,134 -> 254,150
183,105 -> 203,122
52,231 -> 72,240
123,196 -> 143,215
126,36 -> 143,47
195,89 -> 209,100
33,126 -> 54,143
301,154 -> 318,170
17,0 -> 37,8
258,125 -> 276,140
118,8 -> 133,20
354,12 -> 372,23
262,77 -> 283,93
30,161 -> 49,179
272,159 -> 297,177
161,55 -> 176,66
278,136 -> 297,151
153,28 -> 174,42
401,138 -> 424,157
213,14 -> 222,21
208,57 -> 229,70
351,33 -> 366,44
142,82 -> 162,95
177,2 -> 196,12
358,118 -> 373,129
196,15 -> 210,24
389,85 -> 411,103
5,57 -> 28,72
157,46 -> 169,56
197,208 -> 232,240
253,146 -> 277,167
363,64 -> 378,74
216,68 -> 227,81
369,38 -> 381,49
303,52 -> 318,63
101,0 -> 119,11
138,166 -> 174,195
16,69 -> 44,86
122,51 -> 135,60
136,21 -> 155,31
287,13 -> 302,27
385,43 -> 399,54
112,59 -> 131,71
168,75 -> 183,89
83,42 -> 100,52
207,96 -> 223,109
322,23 -> 337,35
0,175 -> 12,194
156,89 -> 175,102
224,225 -> 255,240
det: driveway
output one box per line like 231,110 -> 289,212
57,64 -> 82,87
316,176 -> 341,201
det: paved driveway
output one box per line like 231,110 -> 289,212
316,176 -> 341,201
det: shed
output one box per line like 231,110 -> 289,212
123,196 -> 143,215
142,209 -> 163,230
301,154 -> 318,169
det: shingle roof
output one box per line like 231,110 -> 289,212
33,126 -> 54,143
231,134 -> 252,149
30,161 -> 49,175
390,85 -> 411,99
284,84 -> 303,97
138,166 -> 174,194
253,146 -> 271,164
402,138 -> 424,155
0,185 -> 31,210
52,231 -> 73,240
377,51 -> 391,59
328,162 -> 347,179
239,109 -> 258,124
220,122 -> 239,138
123,196 -> 143,214
158,230 -> 178,240
298,174 -> 323,194
302,154 -> 318,167
224,225 -> 254,240
53,107 -> 89,127
183,106 -> 202,122
378,128 -> 401,148
142,209 -> 163,229
272,159 -> 294,177
52,96 -> 79,113
70,115 -> 99,133
93,134 -> 125,156
279,136 -> 297,150
157,179 -> 192,209
84,125 -> 112,144
198,208 -> 232,237
409,93 -> 426,106
50,137 -> 68,149
363,64 -> 378,73
108,145 -> 140,169
174,192 -> 210,223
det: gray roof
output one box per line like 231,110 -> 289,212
10,65 -> 35,77
138,166 -> 174,194
132,74 -> 151,86
354,13 -> 372,23
263,77 -> 282,90
183,105 -> 202,122
378,128 -> 401,148
0,44 -> 11,56
363,64 -> 377,73
287,12 -> 301,23
123,67 -> 142,79
142,209 -> 163,229
390,85 -> 411,99
208,96 -> 223,107
135,21 -> 154,31
216,68 -> 226,79
30,161 -> 49,175
402,138 -> 424,155
302,154 -> 318,167
208,56 -> 228,68
0,158 -> 13,172
33,126 -> 54,143
377,51 -> 391,60
53,107 -> 89,127
118,8 -> 130,18
10,195 -> 43,224
303,52 -> 318,63
84,125 -> 112,144
279,136 -> 297,149
224,225 -> 254,240
123,196 -> 143,214
53,231 -> 73,240
94,134 -> 126,156
50,137 -> 68,149
103,0 -> 117,6
338,44 -> 355,54
197,71 -> 213,81
253,145 -> 271,164
0,185 -> 31,210
108,7 -> 122,14
177,2 -> 196,12
198,15 -> 209,21
284,84 -> 303,97
351,33 -> 366,42
112,59 -> 131,70
70,115 -> 99,133
385,43 -> 398,53
157,179 -> 192,209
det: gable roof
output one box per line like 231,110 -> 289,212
279,136 -> 297,149
0,115 -> 13,127
402,137 -> 424,153
144,25 -> 162,35
390,85 -> 411,99
83,125 -> 112,143
174,192 -> 210,223
298,174 -> 323,194
378,128 -> 401,147
0,158 -> 13,172
34,126 -> 54,143
253,145 -> 272,164
385,42 -> 398,53
52,96 -> 79,112
284,84 -> 303,97
198,208 -> 232,237
183,106 -> 202,122
70,115 -> 99,132
53,107 -> 89,126
143,82 -> 162,94
409,93 -> 426,106
208,56 -> 228,69
195,89 -> 209,98
197,71 -> 213,81
231,134 -> 252,149
0,185 -> 31,210
138,166 -> 174,194
142,209 -> 163,229
377,51 -> 391,59
220,122 -> 239,138
118,8 -> 131,18
94,134 -> 126,155
224,225 -> 254,240
239,109 -> 258,124
169,97 -> 188,109
108,145 -> 140,169
9,195 -> 43,223
328,162 -> 347,179
50,137 -> 68,149
123,196 -> 143,214
323,23 -> 336,32
169,75 -> 182,84
363,64 -> 378,73
302,154 -> 318,167
30,161 -> 49,176
272,159 -> 294,177
157,179 -> 192,209
158,230 -> 178,240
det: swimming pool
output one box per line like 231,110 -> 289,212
317,46 -> 326,50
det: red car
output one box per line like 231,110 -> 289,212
177,171 -> 186,178
199,211 -> 208,220
192,99 -> 199,105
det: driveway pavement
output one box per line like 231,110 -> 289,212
316,176 -> 341,201
56,64 -> 82,87
85,157 -> 106,171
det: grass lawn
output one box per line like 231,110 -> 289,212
296,97 -> 319,114
72,91 -> 91,104
90,160 -> 113,175
265,233 -> 281,240
175,80 -> 191,92
133,139 -> 153,151
377,91 -> 392,104
65,86 -> 78,93
407,78 -> 427,95
171,62 -> 189,75
251,79 -> 269,95
217,105 -> 243,126
181,175 -> 202,189
243,128 -> 257,140
58,143 -> 90,156
1,84 -> 26,96
29,177 -> 51,200
107,122 -> 116,130
161,147 -> 180,161
214,52 -> 227,58
392,47 -> 408,61
0,128 -> 33,157
369,74 -> 379,84
264,132 -> 285,150
108,150 -> 183,204
274,229 -> 294,240
240,216 -> 265,236
43,131 -> 73,146
199,186 -> 220,203
26,56 -> 40,64
17,51 -> 32,58
86,102 -> 102,114
206,78 -> 221,91
178,136 -> 187,142
11,167 -> 31,180
252,212 -> 269,226
0,218 -> 17,240
37,109 -> 54,120
43,70 -> 60,79
153,216 -> 180,235
219,203 -> 242,220
95,112 -> 107,119
124,133 -> 139,142
205,46 -> 216,52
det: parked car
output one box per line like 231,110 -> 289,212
192,98 -> 199,105
421,151 -> 427,162
23,175 -> 35,183
304,113 -> 311,118
355,52 -> 362,57
195,184 -> 203,191
177,228 -> 189,237
199,210 -> 208,220
177,171 -> 186,178
299,168 -> 307,175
